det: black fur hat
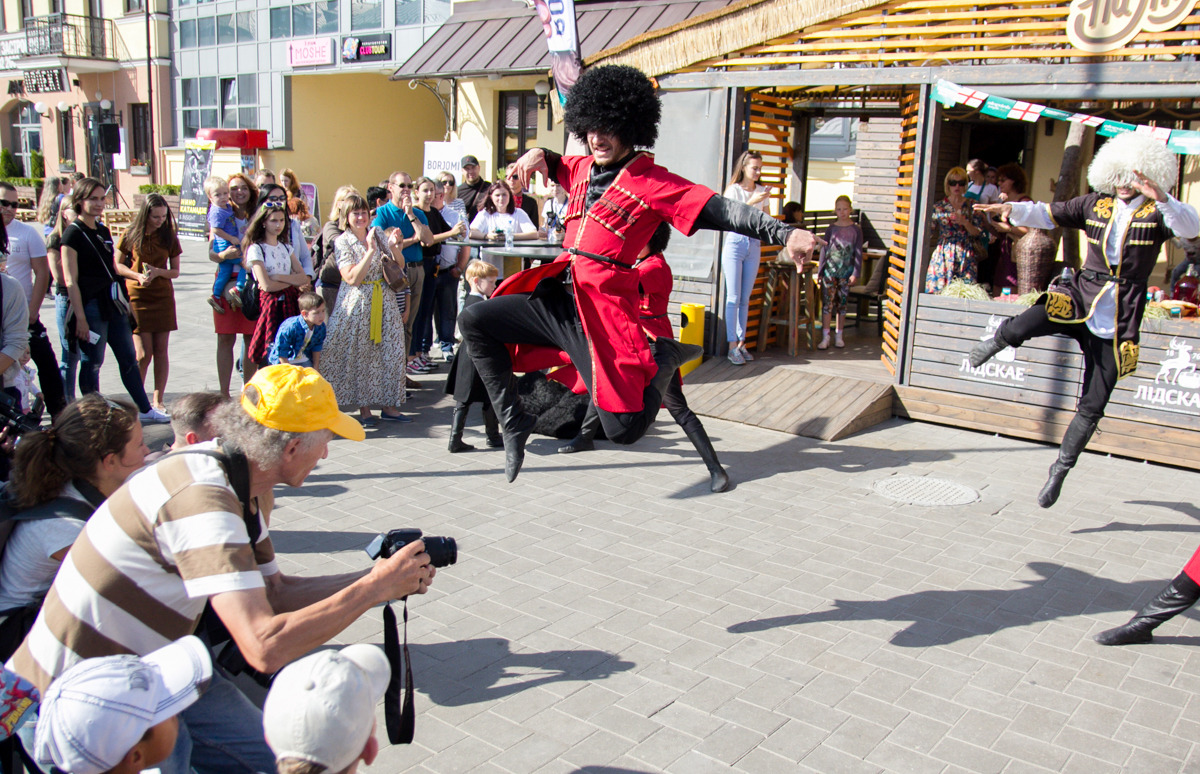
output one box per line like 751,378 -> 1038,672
564,65 -> 661,149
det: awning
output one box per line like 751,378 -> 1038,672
392,0 -> 738,81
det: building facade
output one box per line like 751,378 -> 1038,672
0,0 -> 170,201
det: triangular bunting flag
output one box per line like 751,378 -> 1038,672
981,95 -> 1015,119
1007,101 -> 1045,122
1068,113 -> 1105,127
1097,121 -> 1136,137
1135,125 -> 1172,142
1168,130 -> 1200,154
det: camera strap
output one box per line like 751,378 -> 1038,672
383,600 -> 415,744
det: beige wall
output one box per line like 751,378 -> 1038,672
261,72 -> 446,208
456,75 -> 564,195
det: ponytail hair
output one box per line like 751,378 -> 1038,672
9,395 -> 138,509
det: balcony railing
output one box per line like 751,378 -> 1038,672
22,13 -> 115,60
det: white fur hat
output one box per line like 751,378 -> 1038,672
1087,132 -> 1178,195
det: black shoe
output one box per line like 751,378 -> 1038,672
504,414 -> 538,482
1094,574 -> 1200,646
486,437 -> 504,448
969,334 -> 1007,367
1037,461 -> 1070,508
684,423 -> 729,493
1038,415 -> 1099,508
449,438 -> 475,453
558,436 -> 595,454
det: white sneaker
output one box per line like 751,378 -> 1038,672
817,334 -> 830,350
740,344 -> 754,362
139,407 -> 171,424
728,347 -> 745,365
835,332 -> 845,348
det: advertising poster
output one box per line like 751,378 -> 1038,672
178,140 -> 216,240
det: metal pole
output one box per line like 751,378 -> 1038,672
145,0 -> 155,184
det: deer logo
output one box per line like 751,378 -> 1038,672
1155,337 -> 1197,385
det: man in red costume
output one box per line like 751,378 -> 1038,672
459,65 -> 817,482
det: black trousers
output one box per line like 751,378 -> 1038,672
998,304 -> 1118,422
29,320 -> 65,418
458,280 -> 663,445
579,371 -> 704,437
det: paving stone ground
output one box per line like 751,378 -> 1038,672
86,240 -> 1200,772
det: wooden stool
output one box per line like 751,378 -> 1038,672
756,260 -> 816,356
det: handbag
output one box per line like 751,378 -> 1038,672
240,266 -> 262,320
83,225 -> 133,320
374,228 -> 408,292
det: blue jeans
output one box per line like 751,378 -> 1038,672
78,297 -> 152,413
721,233 -> 761,342
54,293 -> 79,402
212,257 -> 246,299
159,667 -> 276,774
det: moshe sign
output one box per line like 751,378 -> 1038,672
1067,0 -> 1194,53
288,38 -> 335,68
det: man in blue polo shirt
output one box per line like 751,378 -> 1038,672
372,171 -> 432,361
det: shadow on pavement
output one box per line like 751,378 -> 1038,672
727,561 -> 1190,647
271,529 -> 378,553
1073,500 -> 1200,535
411,637 -> 634,706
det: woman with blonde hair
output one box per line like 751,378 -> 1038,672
36,178 -> 62,237
321,192 -> 408,426
314,185 -> 360,310
924,166 -> 984,293
721,150 -> 770,365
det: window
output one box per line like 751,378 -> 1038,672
19,0 -> 32,28
424,0 -> 450,24
183,74 -> 257,134
125,0 -> 144,12
315,1 -> 338,33
498,92 -> 538,169
197,16 -> 215,46
292,3 -> 314,36
236,11 -> 256,41
269,6 -> 290,37
180,19 -> 197,48
238,73 -> 257,104
351,0 -> 381,30
130,103 -> 150,163
181,76 -> 220,139
809,117 -> 859,161
217,14 -> 235,45
395,0 -> 419,25
58,108 -> 74,163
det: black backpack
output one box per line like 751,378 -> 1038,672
239,266 -> 262,320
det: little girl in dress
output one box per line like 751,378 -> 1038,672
817,195 -> 863,350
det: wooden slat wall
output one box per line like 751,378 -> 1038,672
743,91 -> 793,352
881,90 -> 918,375
686,0 -> 1200,72
852,117 -> 903,251
899,294 -> 1200,469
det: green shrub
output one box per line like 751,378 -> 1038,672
29,150 -> 43,179
138,184 -> 180,196
0,177 -> 44,188
0,149 -> 23,178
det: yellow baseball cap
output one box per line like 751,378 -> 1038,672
241,365 -> 365,442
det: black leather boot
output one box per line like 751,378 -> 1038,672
969,327 -> 1010,367
1095,573 -> 1200,646
483,404 -> 502,448
683,423 -> 730,493
650,340 -> 703,398
1038,414 -> 1099,508
483,374 -> 537,482
448,405 -> 474,453
559,404 -> 600,454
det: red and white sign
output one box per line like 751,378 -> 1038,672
288,38 -> 335,68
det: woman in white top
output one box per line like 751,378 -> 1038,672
541,182 -> 569,236
0,394 -> 148,615
469,182 -> 538,242
721,151 -> 771,365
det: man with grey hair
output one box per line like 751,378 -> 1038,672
7,365 -> 438,774
373,171 -> 434,358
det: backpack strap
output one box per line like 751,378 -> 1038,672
169,446 -> 260,545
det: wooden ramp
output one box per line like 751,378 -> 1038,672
683,356 -> 895,441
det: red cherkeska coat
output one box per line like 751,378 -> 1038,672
494,152 -> 713,413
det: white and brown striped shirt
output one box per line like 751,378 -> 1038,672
6,443 -> 277,693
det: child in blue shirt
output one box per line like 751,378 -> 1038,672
269,292 -> 327,369
206,175 -> 245,312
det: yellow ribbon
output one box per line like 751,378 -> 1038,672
367,279 -> 383,344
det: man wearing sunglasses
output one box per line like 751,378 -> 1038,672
505,164 -> 541,228
373,172 -> 433,360
0,182 -> 65,417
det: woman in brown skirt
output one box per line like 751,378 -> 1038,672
114,193 -> 182,411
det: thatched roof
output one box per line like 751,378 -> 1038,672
587,0 -> 885,76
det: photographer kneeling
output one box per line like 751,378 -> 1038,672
6,365 -> 436,774
0,395 -> 148,650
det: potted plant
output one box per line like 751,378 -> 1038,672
130,158 -> 150,176
58,158 -> 75,174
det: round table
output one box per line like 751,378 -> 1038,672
479,245 -> 564,278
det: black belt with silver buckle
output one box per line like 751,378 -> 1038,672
567,247 -> 634,270
1080,268 -> 1130,286
640,313 -> 668,319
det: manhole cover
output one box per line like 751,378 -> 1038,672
872,476 -> 980,507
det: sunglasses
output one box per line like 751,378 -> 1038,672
99,396 -> 125,439
948,179 -> 967,187
392,183 -> 412,189
261,200 -> 286,209
440,181 -> 454,186
0,200 -> 16,208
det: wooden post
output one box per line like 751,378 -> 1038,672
898,83 -> 941,385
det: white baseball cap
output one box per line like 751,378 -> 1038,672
263,644 -> 391,772
35,636 -> 212,774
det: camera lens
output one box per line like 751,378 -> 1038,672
424,537 -> 457,568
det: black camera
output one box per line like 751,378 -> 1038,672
365,528 -> 457,568
0,392 -> 43,439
